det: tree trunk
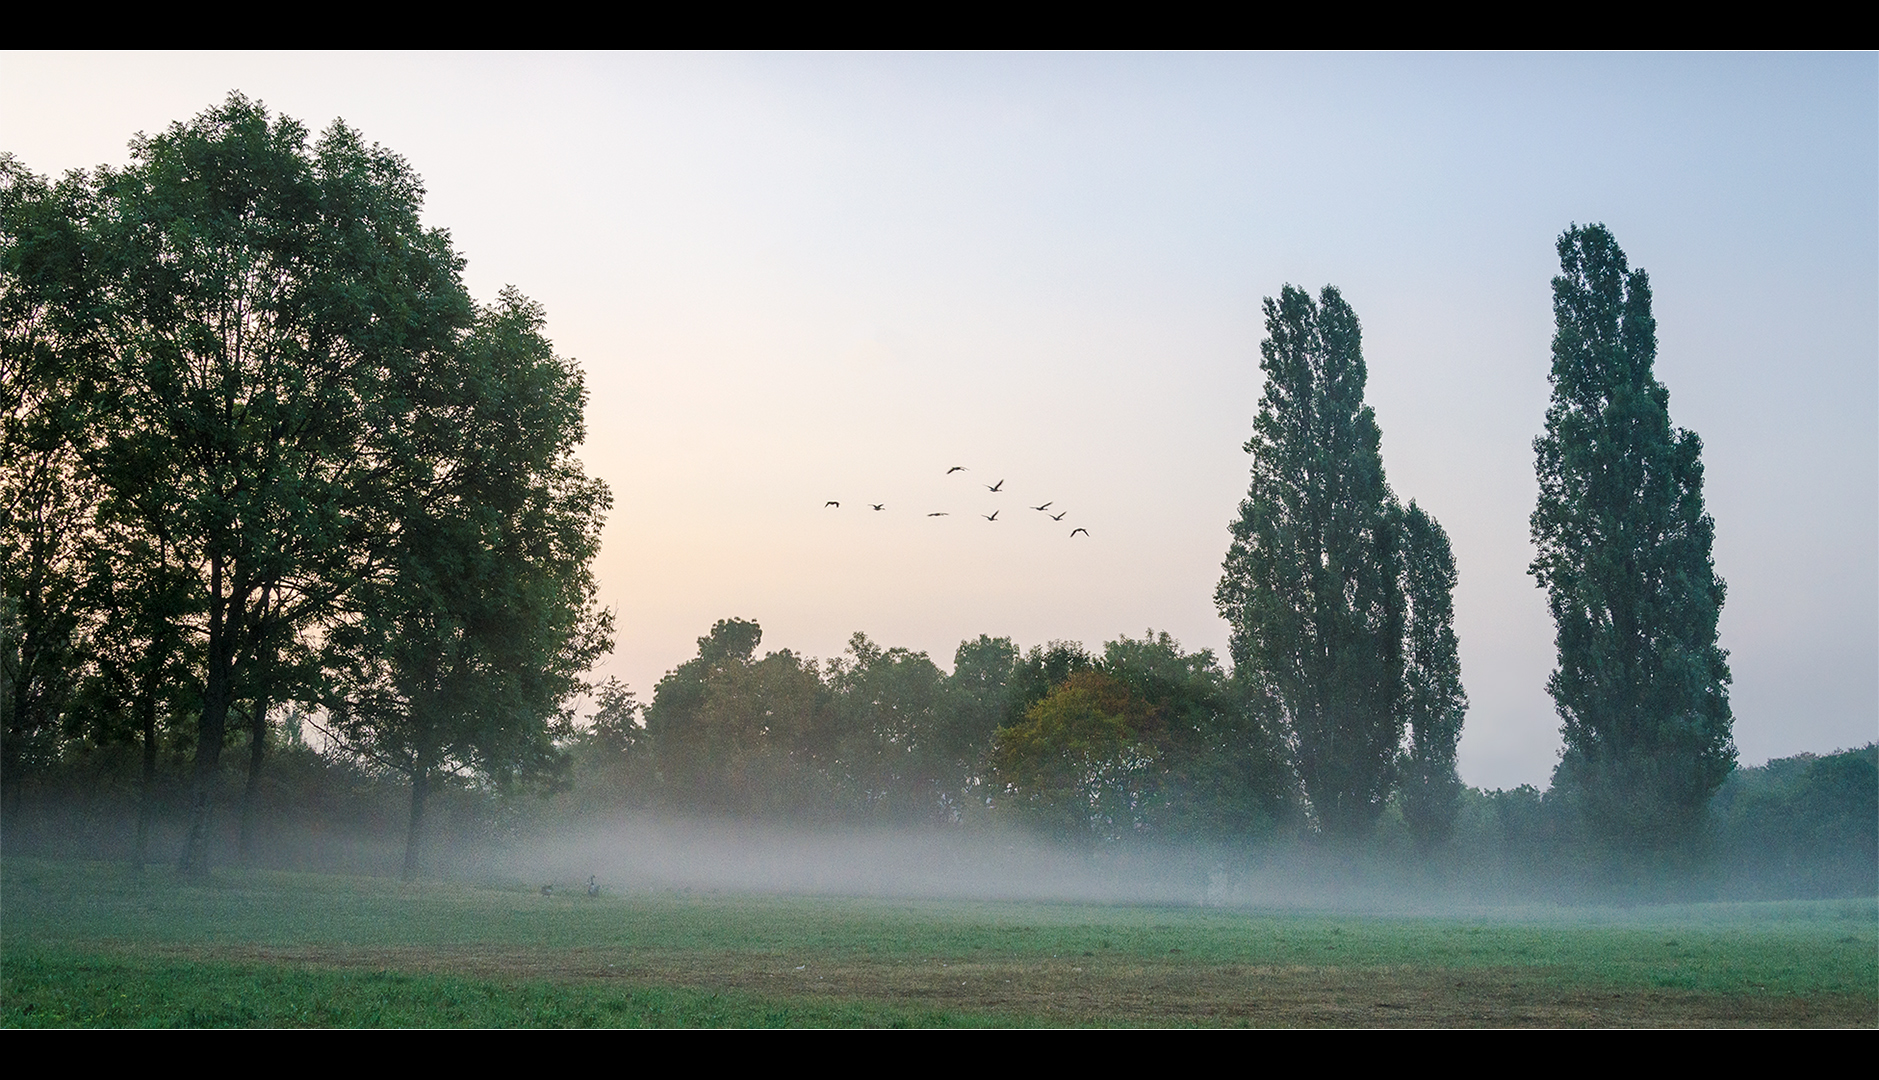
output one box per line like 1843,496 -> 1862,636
237,695 -> 270,865
134,685 -> 159,872
402,767 -> 430,882
179,557 -> 237,879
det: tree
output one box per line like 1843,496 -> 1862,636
642,619 -> 838,819
1101,631 -> 1295,840
1397,502 -> 1467,849
1531,224 -> 1732,856
1,156 -> 100,820
20,95 -> 479,876
321,291 -> 612,880
990,670 -> 1163,846
1216,284 -> 1465,842
826,632 -> 949,822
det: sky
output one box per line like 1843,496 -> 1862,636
3,52 -> 1873,789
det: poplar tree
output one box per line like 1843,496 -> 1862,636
1397,501 -> 1467,848
1531,224 -> 1733,854
1218,285 -> 1426,840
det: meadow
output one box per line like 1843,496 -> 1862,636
2,857 -> 1873,1027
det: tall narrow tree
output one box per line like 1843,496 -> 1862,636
1397,501 -> 1466,848
1531,224 -> 1733,855
1216,285 -> 1411,839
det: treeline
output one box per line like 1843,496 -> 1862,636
563,621 -> 1294,844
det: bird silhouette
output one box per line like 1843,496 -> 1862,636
1031,502 -> 1053,512
928,512 -> 949,517
825,501 -> 839,508
1070,528 -> 1089,537
986,480 -> 1005,492
870,504 -> 885,511
947,466 -> 967,474
1049,511 -> 1067,521
984,511 -> 1000,522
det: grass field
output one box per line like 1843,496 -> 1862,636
3,857 -> 1874,1027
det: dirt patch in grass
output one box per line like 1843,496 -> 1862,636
130,942 -> 1875,1027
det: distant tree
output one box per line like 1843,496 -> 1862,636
991,670 -> 1163,846
1217,285 -> 1437,841
1003,641 -> 1097,728
935,634 -> 1019,809
563,677 -> 650,816
643,619 -> 837,818
1101,631 -> 1295,840
1530,224 -> 1733,857
827,632 -> 949,822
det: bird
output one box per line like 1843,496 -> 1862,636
986,479 -> 1005,492
984,511 -> 999,522
928,512 -> 949,517
825,501 -> 839,508
947,466 -> 967,474
541,884 -> 553,896
870,504 -> 885,511
1049,511 -> 1067,521
1070,528 -> 1089,537
1031,502 -> 1053,512
587,875 -> 599,897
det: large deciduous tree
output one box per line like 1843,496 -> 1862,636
321,291 -> 612,880
66,95 -> 477,877
1216,285 -> 1465,842
1531,224 -> 1732,856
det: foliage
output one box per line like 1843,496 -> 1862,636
319,291 -> 612,877
1217,285 -> 1464,841
1101,631 -> 1296,840
643,619 -> 838,819
1397,503 -> 1467,848
1531,224 -> 1733,856
991,670 -> 1163,844
2,96 -> 611,878
826,632 -> 952,822
1710,745 -> 1877,899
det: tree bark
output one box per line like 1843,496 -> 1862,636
402,767 -> 430,882
237,694 -> 270,865
179,556 -> 239,879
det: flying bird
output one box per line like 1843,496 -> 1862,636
1049,511 -> 1067,521
1070,528 -> 1089,537
870,504 -> 885,511
1031,502 -> 1053,512
928,512 -> 949,517
984,511 -> 1000,522
825,501 -> 839,508
947,466 -> 967,474
986,479 -> 1005,492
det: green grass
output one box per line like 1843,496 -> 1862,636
4,857 -> 1874,1027
0,950 -> 1015,1028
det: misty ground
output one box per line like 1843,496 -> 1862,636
3,857 -> 1873,1027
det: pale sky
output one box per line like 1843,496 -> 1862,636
4,52 -> 1873,789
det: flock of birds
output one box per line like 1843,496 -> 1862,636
825,466 -> 1090,538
